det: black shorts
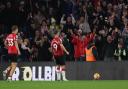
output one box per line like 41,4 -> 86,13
8,54 -> 18,62
54,55 -> 66,65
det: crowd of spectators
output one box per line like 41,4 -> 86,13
0,0 -> 128,62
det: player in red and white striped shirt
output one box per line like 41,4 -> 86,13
51,31 -> 69,81
3,25 -> 21,81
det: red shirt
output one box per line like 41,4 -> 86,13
5,33 -> 18,54
71,33 -> 95,59
51,36 -> 64,57
71,35 -> 82,59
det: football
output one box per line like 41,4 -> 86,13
93,73 -> 101,80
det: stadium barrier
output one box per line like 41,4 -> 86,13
0,61 -> 128,80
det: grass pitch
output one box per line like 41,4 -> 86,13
0,80 -> 128,89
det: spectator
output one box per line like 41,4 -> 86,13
122,24 -> 128,40
20,38 -> 31,62
70,29 -> 94,61
70,29 -> 82,61
61,0 -> 73,15
122,24 -> 128,59
114,42 -> 126,61
81,4 -> 91,33
49,17 -> 60,37
30,44 -> 39,62
61,14 -> 75,34
40,20 -> 48,35
103,35 -> 116,61
85,40 -> 98,62
122,24 -> 128,45
38,35 -> 52,61
34,30 -> 42,47
33,10 -> 45,29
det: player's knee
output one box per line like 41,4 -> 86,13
60,66 -> 66,71
61,65 -> 65,68
11,64 -> 17,68
56,66 -> 60,72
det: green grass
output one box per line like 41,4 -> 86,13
0,80 -> 128,89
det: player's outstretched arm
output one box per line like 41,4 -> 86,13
60,44 -> 69,55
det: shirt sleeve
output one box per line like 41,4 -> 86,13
58,38 -> 62,45
14,34 -> 18,41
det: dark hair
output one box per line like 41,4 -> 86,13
11,25 -> 18,32
41,20 -> 47,24
126,23 -> 128,27
54,30 -> 60,35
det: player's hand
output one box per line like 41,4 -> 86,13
18,51 -> 21,55
62,14 -> 65,17
27,47 -> 31,52
52,56 -> 55,62
66,51 -> 69,55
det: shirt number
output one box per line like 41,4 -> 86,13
7,39 -> 14,46
53,43 -> 58,51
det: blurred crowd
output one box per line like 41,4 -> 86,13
0,0 -> 128,62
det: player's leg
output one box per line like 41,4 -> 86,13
7,54 -> 18,81
3,54 -> 12,80
56,65 -> 61,81
60,55 -> 68,81
55,57 -> 61,80
60,65 -> 68,81
7,62 -> 17,80
3,66 -> 11,80
5,66 -> 11,72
